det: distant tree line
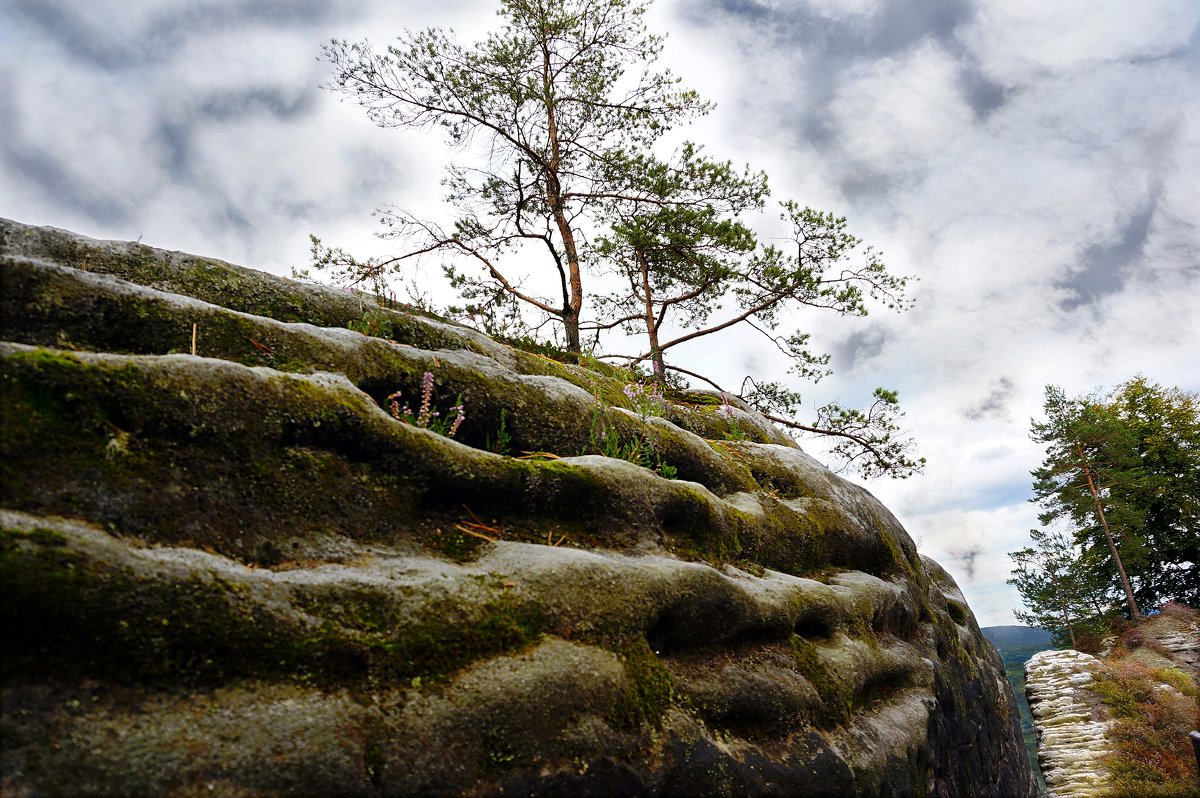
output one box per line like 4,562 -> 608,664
1010,377 -> 1200,647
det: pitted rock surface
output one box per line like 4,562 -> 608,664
1024,650 -> 1112,798
0,218 -> 1036,797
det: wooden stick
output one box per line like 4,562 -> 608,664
191,323 -> 197,355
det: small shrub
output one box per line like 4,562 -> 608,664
585,407 -> 676,479
1093,659 -> 1200,797
1151,667 -> 1197,697
1074,632 -> 1111,654
1157,601 -> 1196,620
387,371 -> 465,438
347,310 -> 394,339
486,409 -> 513,456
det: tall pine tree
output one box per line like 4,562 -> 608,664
1017,378 -> 1200,638
1030,385 -> 1144,619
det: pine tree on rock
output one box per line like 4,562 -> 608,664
316,0 -> 709,353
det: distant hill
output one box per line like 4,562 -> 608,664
982,626 -> 1053,648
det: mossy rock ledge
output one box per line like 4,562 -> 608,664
0,218 -> 1035,797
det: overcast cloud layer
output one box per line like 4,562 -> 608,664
4,0 -> 1198,626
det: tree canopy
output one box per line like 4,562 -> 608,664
1012,378 -> 1200,642
311,0 -> 923,479
1009,527 -> 1110,648
317,0 -> 708,352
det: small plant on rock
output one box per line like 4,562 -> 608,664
486,408 -> 513,456
585,407 -> 677,479
623,381 -> 666,420
718,393 -> 745,441
388,371 -> 465,438
347,310 -> 394,339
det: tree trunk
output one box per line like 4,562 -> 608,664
561,308 -> 581,352
637,250 -> 665,381
541,40 -> 583,355
1075,441 -> 1141,619
1054,580 -> 1077,648
549,192 -> 582,353
547,198 -> 584,353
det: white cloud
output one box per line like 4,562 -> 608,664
965,0 -> 1200,85
803,0 -> 883,22
828,41 -> 975,174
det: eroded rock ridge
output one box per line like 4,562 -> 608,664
0,218 -> 1035,797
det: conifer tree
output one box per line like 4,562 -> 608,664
1016,379 -> 1200,635
313,0 -> 925,479
1030,385 -> 1143,619
316,0 -> 709,353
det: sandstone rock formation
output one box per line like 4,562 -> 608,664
1024,650 -> 1112,797
1025,607 -> 1200,798
0,218 -> 1036,796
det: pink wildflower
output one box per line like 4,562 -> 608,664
448,404 -> 466,437
718,393 -> 736,419
417,371 -> 435,427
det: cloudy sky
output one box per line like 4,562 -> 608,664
4,0 -> 1198,626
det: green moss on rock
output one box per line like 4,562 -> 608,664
0,218 -> 1037,798
0,521 -> 541,688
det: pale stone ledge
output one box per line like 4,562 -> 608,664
1025,649 -> 1111,798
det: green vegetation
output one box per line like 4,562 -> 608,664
346,309 -> 394,339
584,406 -> 677,479
608,641 -> 677,729
1090,654 -> 1199,797
485,408 -> 513,456
1011,378 -> 1200,644
311,0 -> 922,480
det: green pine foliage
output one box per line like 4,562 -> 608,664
309,0 -> 924,480
1011,378 -> 1200,643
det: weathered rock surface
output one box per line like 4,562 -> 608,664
1024,650 -> 1112,798
1025,607 -> 1200,798
1158,624 -> 1200,675
0,218 -> 1036,797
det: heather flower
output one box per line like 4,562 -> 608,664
624,381 -> 666,420
718,392 -> 736,419
448,404 -> 466,437
386,371 -> 466,440
416,371 -> 435,427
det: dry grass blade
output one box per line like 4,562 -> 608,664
454,523 -> 499,543
516,451 -> 561,460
